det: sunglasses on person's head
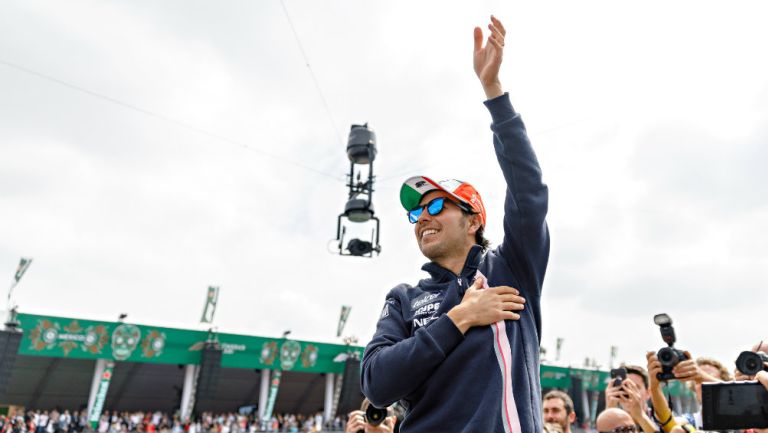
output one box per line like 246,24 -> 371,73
407,196 -> 472,224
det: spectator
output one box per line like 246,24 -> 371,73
595,408 -> 638,433
542,391 -> 575,433
344,400 -> 396,433
606,364 -> 651,414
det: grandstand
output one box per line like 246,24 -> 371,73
1,313 -> 362,421
0,312 -> 695,427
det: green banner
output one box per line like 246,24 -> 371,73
262,370 -> 282,422
88,361 -> 114,428
16,313 -> 362,373
540,365 -> 572,388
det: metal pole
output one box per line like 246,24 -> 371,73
258,369 -> 270,419
180,364 -> 198,421
324,373 -> 335,422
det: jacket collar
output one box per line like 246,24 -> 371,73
420,245 -> 484,284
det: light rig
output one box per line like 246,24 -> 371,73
335,123 -> 381,257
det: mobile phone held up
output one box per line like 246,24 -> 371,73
610,367 -> 627,387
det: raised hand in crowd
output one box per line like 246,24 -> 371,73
616,379 -> 657,433
759,370 -> 768,390
670,351 -> 719,383
646,351 -> 685,433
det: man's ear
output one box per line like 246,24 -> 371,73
468,214 -> 482,235
568,411 -> 576,424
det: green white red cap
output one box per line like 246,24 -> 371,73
400,176 -> 486,227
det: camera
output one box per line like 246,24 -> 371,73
654,313 -> 689,381
365,404 -> 388,426
702,381 -> 768,430
735,351 -> 768,376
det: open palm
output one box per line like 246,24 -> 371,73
473,15 -> 506,95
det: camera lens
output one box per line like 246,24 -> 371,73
365,406 -> 387,427
658,347 -> 679,367
735,351 -> 763,376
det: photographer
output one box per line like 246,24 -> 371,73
646,351 -> 729,432
646,351 -> 687,432
614,379 -> 658,433
604,365 -> 656,433
345,400 -> 396,433
605,365 -> 651,412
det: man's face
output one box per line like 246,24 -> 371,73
543,398 -> 573,431
413,191 -> 477,261
627,373 -> 649,402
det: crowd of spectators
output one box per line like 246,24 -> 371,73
541,339 -> 768,433
0,411 -> 347,433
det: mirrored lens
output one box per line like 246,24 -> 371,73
427,197 -> 445,216
408,207 -> 423,224
408,197 -> 446,224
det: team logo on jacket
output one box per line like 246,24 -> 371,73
410,293 -> 443,330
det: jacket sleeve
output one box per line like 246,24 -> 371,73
484,93 -> 550,299
361,288 -> 464,408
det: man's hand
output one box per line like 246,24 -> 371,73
604,380 -> 625,409
446,276 -> 525,334
758,371 -> 768,391
619,379 -> 657,433
345,411 -> 396,433
473,15 -> 506,100
671,351 -> 702,382
618,379 -> 644,419
646,351 -> 663,388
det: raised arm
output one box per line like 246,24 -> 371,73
476,17 -> 549,298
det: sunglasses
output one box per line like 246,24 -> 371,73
407,197 -> 472,224
599,425 -> 640,433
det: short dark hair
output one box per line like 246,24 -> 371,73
622,364 -> 650,390
543,390 -> 574,415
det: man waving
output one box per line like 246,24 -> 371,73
362,16 -> 550,433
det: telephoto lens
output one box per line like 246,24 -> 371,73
735,351 -> 768,376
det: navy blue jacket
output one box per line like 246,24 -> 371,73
361,93 -> 550,433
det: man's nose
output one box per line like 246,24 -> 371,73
417,209 -> 432,223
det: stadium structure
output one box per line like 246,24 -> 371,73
0,312 -> 695,426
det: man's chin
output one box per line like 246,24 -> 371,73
418,243 -> 441,261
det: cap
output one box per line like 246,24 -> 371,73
400,176 -> 486,227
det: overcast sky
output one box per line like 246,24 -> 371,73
2,0 -> 767,371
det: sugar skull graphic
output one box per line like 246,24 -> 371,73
279,340 -> 301,370
111,324 -> 141,361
